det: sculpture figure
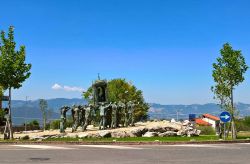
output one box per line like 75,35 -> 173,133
117,101 -> 126,127
99,102 -> 111,130
71,105 -> 80,132
82,104 -> 94,131
111,102 -> 118,128
60,106 -> 70,133
127,101 -> 135,126
78,105 -> 86,131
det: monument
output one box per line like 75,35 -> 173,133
59,76 -> 136,133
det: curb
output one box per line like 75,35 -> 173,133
0,140 -> 250,145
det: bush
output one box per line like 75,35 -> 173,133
66,118 -> 73,128
26,120 -> 40,129
50,120 -> 60,130
236,117 -> 250,131
27,120 -> 39,127
0,109 -> 5,126
197,126 -> 215,135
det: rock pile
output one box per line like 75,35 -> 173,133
7,120 -> 201,140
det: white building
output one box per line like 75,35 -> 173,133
202,114 -> 220,129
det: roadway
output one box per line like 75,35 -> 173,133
0,143 -> 249,163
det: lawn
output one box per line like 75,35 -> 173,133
43,135 -> 219,142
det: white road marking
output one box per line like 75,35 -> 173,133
167,144 -> 228,148
11,145 -> 74,150
78,145 -> 143,150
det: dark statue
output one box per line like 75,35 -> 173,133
59,77 -> 137,133
60,106 -> 70,133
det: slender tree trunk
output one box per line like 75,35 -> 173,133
231,87 -> 236,140
8,87 -> 13,139
43,113 -> 46,131
226,121 -> 231,138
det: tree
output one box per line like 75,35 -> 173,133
0,86 -> 3,109
39,99 -> 48,131
0,26 -> 31,139
212,43 -> 248,139
83,78 -> 149,121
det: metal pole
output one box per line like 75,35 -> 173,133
224,123 -> 226,140
25,96 -> 28,131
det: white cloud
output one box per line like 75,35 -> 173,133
52,83 -> 62,90
63,85 -> 85,92
52,83 -> 85,93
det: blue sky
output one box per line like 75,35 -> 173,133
1,0 -> 250,104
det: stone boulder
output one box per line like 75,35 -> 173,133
158,131 -> 177,137
98,131 -> 111,138
111,131 -> 130,138
143,132 -> 158,137
78,133 -> 89,138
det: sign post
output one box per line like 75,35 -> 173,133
220,111 -> 231,140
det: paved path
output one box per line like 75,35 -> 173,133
0,143 -> 250,163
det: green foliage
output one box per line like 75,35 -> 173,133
50,120 -> 60,130
0,109 -> 5,126
211,43 -> 248,139
50,118 -> 73,130
0,26 -> 32,139
212,43 -> 248,108
197,126 -> 215,135
26,120 -> 40,128
83,78 -> 149,121
235,116 -> 250,131
0,86 -> 3,98
0,26 -> 32,90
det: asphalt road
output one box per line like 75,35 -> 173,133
0,143 -> 250,164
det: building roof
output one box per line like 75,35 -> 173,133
195,118 -> 212,126
203,113 -> 220,121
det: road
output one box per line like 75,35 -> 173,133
0,143 -> 249,163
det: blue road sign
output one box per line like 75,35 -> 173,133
220,111 -> 231,123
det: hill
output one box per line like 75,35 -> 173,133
1,98 -> 250,125
2,98 -> 87,125
149,103 -> 250,120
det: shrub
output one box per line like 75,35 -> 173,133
50,120 -> 60,130
26,120 -> 40,129
236,117 -> 250,131
197,126 -> 215,135
0,109 -> 5,126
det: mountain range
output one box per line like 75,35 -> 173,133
2,98 -> 250,125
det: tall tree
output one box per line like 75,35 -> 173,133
0,26 -> 32,139
212,43 -> 248,139
39,99 -> 48,131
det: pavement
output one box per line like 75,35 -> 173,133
0,143 -> 250,163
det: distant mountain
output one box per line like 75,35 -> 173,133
2,98 -> 87,125
149,103 -> 250,120
2,98 -> 250,125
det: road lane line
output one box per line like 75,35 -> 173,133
166,144 -> 230,148
78,145 -> 143,150
11,145 -> 75,150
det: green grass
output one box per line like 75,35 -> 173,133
42,135 -> 219,142
1,131 -> 250,143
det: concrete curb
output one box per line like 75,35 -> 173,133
0,140 -> 250,145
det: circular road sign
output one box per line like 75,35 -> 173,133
220,111 -> 231,123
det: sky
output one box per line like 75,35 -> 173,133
1,0 -> 250,104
